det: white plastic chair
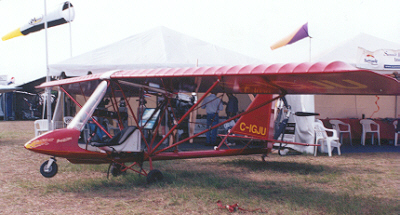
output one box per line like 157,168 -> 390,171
313,120 -> 341,157
34,119 -> 49,137
64,116 -> 74,126
52,121 -> 64,129
394,120 -> 399,146
329,119 -> 352,145
360,119 -> 380,146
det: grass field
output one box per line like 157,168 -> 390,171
0,121 -> 399,214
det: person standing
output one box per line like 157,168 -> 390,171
225,93 -> 238,118
119,97 -> 128,128
201,93 -> 223,146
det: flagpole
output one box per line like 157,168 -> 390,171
68,1 -> 72,57
44,0 -> 52,130
309,37 -> 311,62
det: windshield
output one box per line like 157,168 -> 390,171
67,80 -> 108,130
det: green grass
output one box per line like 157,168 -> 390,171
1,122 -> 399,214
30,155 -> 399,215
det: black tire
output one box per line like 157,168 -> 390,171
110,163 -> 122,177
146,169 -> 163,184
40,160 -> 58,178
278,148 -> 289,156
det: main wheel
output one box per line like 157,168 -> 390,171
110,163 -> 123,177
278,148 -> 289,156
146,169 -> 163,184
40,160 -> 58,178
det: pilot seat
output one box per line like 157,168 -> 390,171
91,126 -> 141,152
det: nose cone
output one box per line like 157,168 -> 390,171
25,128 -> 80,156
25,134 -> 54,150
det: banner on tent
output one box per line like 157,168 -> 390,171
356,47 -> 400,70
0,75 -> 8,86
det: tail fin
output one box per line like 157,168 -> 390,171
231,94 -> 273,140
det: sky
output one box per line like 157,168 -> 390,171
0,0 -> 400,85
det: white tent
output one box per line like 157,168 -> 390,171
49,26 -> 264,76
314,33 -> 400,119
315,33 -> 400,73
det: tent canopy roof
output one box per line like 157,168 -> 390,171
49,26 -> 264,77
314,33 -> 400,64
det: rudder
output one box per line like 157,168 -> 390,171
231,94 -> 273,140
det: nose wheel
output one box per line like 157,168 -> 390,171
40,158 -> 58,178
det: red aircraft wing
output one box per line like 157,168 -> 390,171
39,61 -> 399,96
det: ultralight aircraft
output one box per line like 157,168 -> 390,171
24,61 -> 400,182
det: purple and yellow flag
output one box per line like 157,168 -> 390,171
270,22 -> 309,50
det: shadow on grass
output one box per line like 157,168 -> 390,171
222,159 -> 328,175
222,157 -> 384,175
44,173 -> 148,194
44,162 -> 399,215
162,169 -> 399,214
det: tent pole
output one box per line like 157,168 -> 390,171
44,0 -> 52,130
396,95 -> 398,118
68,1 -> 73,57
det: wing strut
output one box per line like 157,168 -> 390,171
154,92 -> 286,155
149,78 -> 221,155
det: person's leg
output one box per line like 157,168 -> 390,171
206,114 -> 212,144
211,114 -> 219,145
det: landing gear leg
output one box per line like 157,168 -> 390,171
40,157 -> 58,178
261,154 -> 267,162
